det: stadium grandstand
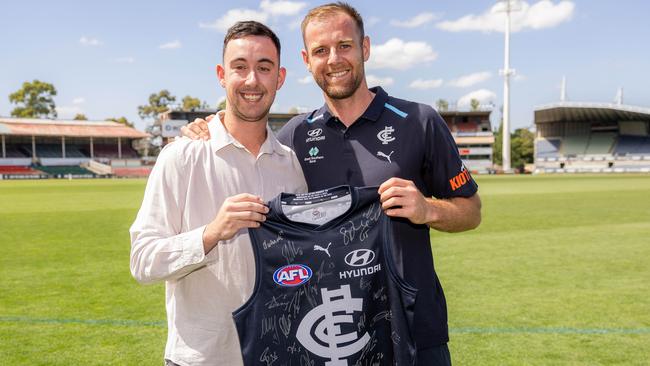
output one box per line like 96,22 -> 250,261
439,110 -> 495,173
0,117 -> 149,179
160,107 -> 496,173
534,102 -> 650,173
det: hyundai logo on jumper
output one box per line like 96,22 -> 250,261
345,249 -> 376,267
273,264 -> 313,287
306,128 -> 326,143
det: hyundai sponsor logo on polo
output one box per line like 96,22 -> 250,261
340,249 -> 381,279
306,128 -> 326,143
273,264 -> 313,287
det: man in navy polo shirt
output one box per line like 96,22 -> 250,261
182,3 -> 481,365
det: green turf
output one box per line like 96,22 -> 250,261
1,175 -> 649,365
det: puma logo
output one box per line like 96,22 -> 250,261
377,150 -> 394,164
313,242 -> 332,258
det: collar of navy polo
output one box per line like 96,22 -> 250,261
309,86 -> 389,126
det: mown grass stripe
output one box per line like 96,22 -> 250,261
2,316 -> 649,335
0,316 -> 165,327
451,327 -> 650,335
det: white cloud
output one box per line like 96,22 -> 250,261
457,89 -> 497,108
200,0 -> 306,32
366,16 -> 381,27
436,0 -> 575,33
114,57 -> 135,64
200,9 -> 269,32
79,36 -> 101,46
366,75 -> 394,87
297,75 -> 313,84
260,0 -> 306,16
409,78 -> 444,90
390,13 -> 438,28
367,38 -> 438,70
514,73 -> 527,82
447,71 -> 492,88
56,105 -> 84,119
72,97 -> 85,104
159,40 -> 182,49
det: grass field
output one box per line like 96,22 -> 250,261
1,175 -> 649,365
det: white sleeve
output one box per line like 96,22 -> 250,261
129,143 -> 208,284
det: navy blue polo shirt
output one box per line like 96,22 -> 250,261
276,86 -> 478,349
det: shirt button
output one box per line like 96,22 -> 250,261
343,132 -> 350,139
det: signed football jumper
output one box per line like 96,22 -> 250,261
233,185 -> 417,366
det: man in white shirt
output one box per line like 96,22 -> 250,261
129,21 -> 307,366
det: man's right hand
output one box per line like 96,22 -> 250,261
202,193 -> 269,253
181,114 -> 215,140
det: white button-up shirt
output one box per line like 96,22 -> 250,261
130,115 -> 307,366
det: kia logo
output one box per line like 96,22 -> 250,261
307,128 -> 323,137
344,249 -> 375,267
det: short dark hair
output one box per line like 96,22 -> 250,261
223,21 -> 281,62
301,2 -> 365,44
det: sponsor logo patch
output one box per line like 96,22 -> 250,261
449,166 -> 472,191
303,146 -> 324,164
345,249 -> 376,267
273,264 -> 312,287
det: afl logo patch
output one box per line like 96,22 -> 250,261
273,264 -> 313,287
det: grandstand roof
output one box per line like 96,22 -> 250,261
0,118 -> 148,138
535,102 -> 650,124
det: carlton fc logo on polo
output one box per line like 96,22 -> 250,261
340,249 -> 381,279
296,284 -> 370,366
377,126 -> 395,144
273,264 -> 312,287
306,128 -> 326,143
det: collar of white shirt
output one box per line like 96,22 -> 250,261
208,110 -> 289,157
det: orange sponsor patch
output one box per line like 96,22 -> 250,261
449,169 -> 472,191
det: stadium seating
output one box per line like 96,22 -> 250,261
585,132 -> 617,155
614,135 -> 650,156
112,166 -> 153,178
35,165 -> 95,177
0,165 -> 46,176
93,144 -> 139,159
561,135 -> 589,156
4,144 -> 29,158
536,138 -> 561,158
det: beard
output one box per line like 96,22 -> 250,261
314,62 -> 365,100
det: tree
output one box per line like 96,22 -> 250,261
182,95 -> 208,110
73,113 -> 88,120
9,80 -> 57,118
470,98 -> 480,111
493,119 -> 503,166
493,121 -> 535,172
217,98 -> 226,111
511,128 -> 534,171
138,90 -> 176,120
106,116 -> 134,128
435,99 -> 449,112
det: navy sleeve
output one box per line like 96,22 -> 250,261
277,115 -> 306,149
423,110 -> 478,199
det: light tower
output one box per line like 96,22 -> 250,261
498,0 -> 520,172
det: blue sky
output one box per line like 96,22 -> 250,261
1,0 -> 649,131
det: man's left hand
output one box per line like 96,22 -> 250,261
378,178 -> 432,225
